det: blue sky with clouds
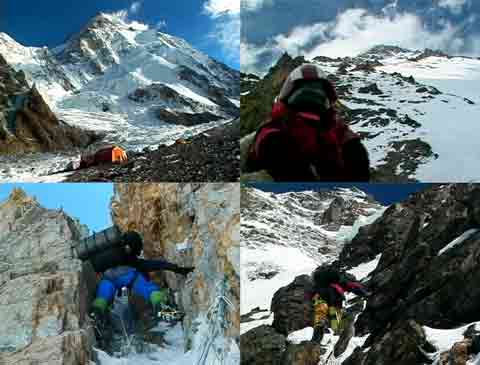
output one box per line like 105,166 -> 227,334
1,0 -> 239,69
0,183 -> 114,232
241,0 -> 479,74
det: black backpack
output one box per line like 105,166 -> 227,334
312,266 -> 344,292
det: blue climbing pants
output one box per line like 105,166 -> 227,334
96,266 -> 160,304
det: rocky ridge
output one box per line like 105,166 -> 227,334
0,54 -> 99,154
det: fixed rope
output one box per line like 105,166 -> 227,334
196,277 -> 235,365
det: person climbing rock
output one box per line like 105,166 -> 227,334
75,227 -> 194,339
245,63 -> 370,181
310,267 -> 369,343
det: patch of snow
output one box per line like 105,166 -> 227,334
287,327 -> 314,344
424,322 -> 480,363
438,229 -> 478,256
347,254 -> 382,281
228,98 -> 240,107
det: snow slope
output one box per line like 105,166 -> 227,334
312,47 -> 480,181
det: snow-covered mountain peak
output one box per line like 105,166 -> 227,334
0,12 -> 239,164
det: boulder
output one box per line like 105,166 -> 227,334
271,275 -> 314,335
240,325 -> 286,365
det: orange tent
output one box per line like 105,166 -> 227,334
80,146 -> 127,168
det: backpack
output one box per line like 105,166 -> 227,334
312,266 -> 344,292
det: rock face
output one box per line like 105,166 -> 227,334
0,188 -> 95,364
110,183 -> 240,349
338,184 -> 480,364
240,53 -> 305,136
0,54 -> 99,154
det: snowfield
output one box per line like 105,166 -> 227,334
336,57 -> 480,181
95,321 -> 240,365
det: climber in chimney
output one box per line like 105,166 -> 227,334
75,227 -> 194,332
245,63 -> 370,182
310,266 -> 370,343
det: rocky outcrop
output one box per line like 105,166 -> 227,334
0,188 -> 95,364
110,183 -> 240,349
241,325 -> 286,365
155,108 -> 223,126
240,52 -> 306,136
281,342 -> 323,365
319,195 -> 376,229
271,275 -> 313,336
0,54 -> 99,154
343,320 -> 435,365
337,184 -> 480,364
358,83 -> 383,95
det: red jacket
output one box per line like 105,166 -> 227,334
248,102 -> 369,181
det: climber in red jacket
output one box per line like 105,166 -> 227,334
310,267 -> 370,343
246,63 -> 370,181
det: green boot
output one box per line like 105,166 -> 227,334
91,298 -> 108,319
150,289 -> 168,316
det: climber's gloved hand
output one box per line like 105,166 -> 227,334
349,283 -> 371,298
352,286 -> 372,298
173,266 -> 195,276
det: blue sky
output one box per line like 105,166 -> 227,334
1,0 -> 239,69
0,183 -> 114,232
246,183 -> 432,205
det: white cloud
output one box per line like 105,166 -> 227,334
241,0 -> 273,12
241,42 -> 275,74
306,9 -> 466,59
241,7 -> 480,75
204,0 -> 240,64
438,0 -> 468,14
204,0 -> 239,17
129,1 -> 142,15
274,23 -> 329,56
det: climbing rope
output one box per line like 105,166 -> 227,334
196,277 -> 235,365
